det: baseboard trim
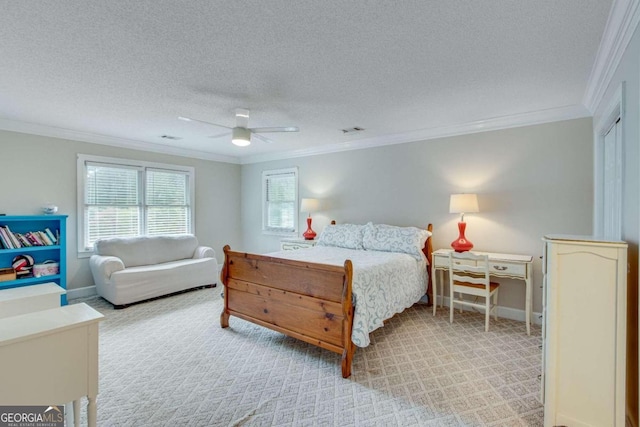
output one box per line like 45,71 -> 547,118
433,295 -> 542,326
66,285 -> 97,301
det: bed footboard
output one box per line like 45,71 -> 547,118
220,246 -> 356,378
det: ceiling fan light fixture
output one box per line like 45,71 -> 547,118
232,127 -> 251,147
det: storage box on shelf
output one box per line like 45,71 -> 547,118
0,215 -> 67,305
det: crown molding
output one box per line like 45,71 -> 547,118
0,104 -> 591,167
240,104 -> 591,164
583,0 -> 640,113
0,117 -> 241,164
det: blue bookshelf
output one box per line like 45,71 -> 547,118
0,215 -> 67,305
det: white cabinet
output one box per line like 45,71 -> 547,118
0,303 -> 104,427
542,235 -> 627,427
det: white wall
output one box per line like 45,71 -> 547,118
241,117 -> 594,314
0,130 -> 242,291
592,21 -> 640,426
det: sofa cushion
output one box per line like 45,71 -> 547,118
94,235 -> 199,267
105,257 -> 217,305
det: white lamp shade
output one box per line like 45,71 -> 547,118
449,193 -> 479,214
300,198 -> 320,213
231,127 -> 251,147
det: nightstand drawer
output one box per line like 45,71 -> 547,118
280,239 -> 318,250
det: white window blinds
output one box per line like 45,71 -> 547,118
263,168 -> 298,233
85,163 -> 141,244
146,169 -> 191,235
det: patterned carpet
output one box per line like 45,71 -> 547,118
74,288 -> 543,426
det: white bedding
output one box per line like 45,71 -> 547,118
267,246 -> 427,347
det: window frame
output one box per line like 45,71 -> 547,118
261,167 -> 299,236
77,154 -> 195,257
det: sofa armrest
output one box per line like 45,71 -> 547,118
194,246 -> 216,259
90,255 -> 125,280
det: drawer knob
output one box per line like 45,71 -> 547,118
493,265 -> 507,271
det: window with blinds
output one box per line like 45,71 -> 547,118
262,168 -> 298,234
146,169 -> 191,236
78,155 -> 194,252
85,163 -> 141,244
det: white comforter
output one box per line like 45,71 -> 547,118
267,246 -> 427,347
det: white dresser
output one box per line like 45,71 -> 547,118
541,235 -> 627,427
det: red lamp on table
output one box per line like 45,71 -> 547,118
449,193 -> 479,252
301,198 -> 320,240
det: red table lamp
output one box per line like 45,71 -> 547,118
300,198 -> 320,240
449,193 -> 479,252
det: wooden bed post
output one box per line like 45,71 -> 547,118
426,223 -> 434,306
220,245 -> 231,328
341,260 -> 355,378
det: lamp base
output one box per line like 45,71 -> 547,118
302,217 -> 316,240
451,221 -> 473,252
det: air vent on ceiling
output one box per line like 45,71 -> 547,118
160,135 -> 182,140
341,127 -> 365,135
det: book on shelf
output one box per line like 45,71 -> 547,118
38,231 -> 53,245
15,233 -> 32,247
44,228 -> 58,244
26,232 -> 44,246
0,227 -> 13,249
3,226 -> 22,248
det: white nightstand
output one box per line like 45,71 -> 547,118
280,238 -> 318,250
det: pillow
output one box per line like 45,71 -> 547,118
316,223 -> 365,250
362,223 -> 431,260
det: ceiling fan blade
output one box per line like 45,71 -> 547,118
249,126 -> 299,133
253,133 -> 274,144
178,116 -> 232,129
207,131 -> 231,139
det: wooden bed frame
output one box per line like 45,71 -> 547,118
220,223 -> 433,378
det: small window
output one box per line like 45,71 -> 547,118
262,167 -> 298,234
77,154 -> 194,255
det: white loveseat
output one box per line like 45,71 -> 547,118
90,234 -> 218,308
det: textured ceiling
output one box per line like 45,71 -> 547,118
0,1 -> 612,163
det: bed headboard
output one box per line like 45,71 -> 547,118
323,220 -> 433,305
326,220 -> 433,264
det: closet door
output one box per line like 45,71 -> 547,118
602,118 -> 622,239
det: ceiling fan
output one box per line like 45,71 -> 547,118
179,108 -> 299,147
